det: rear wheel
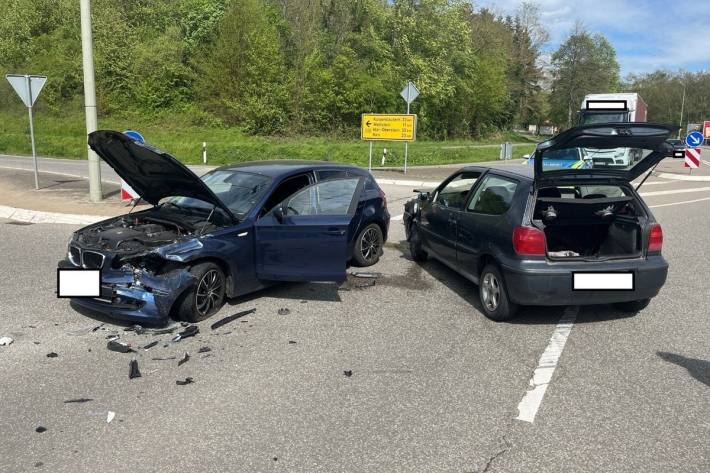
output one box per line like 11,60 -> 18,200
479,264 -> 518,321
613,298 -> 651,313
409,224 -> 428,262
175,262 -> 226,322
352,223 -> 383,267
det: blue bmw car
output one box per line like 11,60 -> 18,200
58,131 -> 389,324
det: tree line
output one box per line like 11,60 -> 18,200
0,0 -> 706,139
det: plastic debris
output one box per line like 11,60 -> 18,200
35,426 -> 47,433
176,377 -> 194,386
300,300 -> 308,304
172,325 -> 199,342
142,341 -> 159,350
91,324 -> 104,332
210,308 -> 256,330
64,398 -> 92,404
46,352 -> 58,358
277,308 -> 290,316
352,272 -> 381,278
151,356 -> 176,361
125,324 -> 145,335
129,359 -> 142,379
107,411 -> 115,423
178,352 -> 190,366
343,370 -> 353,377
150,324 -> 179,335
107,339 -> 133,353
0,336 -> 14,346
197,346 -> 211,353
288,341 -> 297,345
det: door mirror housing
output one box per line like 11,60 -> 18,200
418,192 -> 430,201
273,205 -> 286,223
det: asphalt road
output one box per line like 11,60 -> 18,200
0,180 -> 709,472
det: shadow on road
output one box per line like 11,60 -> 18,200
657,352 -> 710,387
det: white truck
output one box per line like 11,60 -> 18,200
579,93 -> 648,167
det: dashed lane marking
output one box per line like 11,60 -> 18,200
516,306 -> 578,423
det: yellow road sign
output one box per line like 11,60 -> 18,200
361,114 -> 416,141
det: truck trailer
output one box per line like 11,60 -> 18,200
579,93 -> 648,125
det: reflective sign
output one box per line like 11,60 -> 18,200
361,114 -> 416,141
5,74 -> 47,107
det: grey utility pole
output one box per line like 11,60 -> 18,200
80,0 -> 102,201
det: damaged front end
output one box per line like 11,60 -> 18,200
59,212 -> 209,324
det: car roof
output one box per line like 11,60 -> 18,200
460,164 -> 533,181
215,160 -> 362,177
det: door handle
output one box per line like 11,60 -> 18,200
324,228 -> 346,236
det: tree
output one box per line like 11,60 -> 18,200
549,23 -> 620,128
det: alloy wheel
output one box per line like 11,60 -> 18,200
481,272 -> 501,312
195,269 -> 223,316
360,227 -> 381,263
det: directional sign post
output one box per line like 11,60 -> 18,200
400,81 -> 419,173
5,74 -> 47,189
361,114 -> 417,171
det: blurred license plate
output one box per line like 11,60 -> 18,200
573,272 -> 634,290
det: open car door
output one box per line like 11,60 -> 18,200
255,177 -> 363,282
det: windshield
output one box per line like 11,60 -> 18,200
580,112 -> 628,125
167,170 -> 271,218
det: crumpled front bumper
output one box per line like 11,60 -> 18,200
58,259 -> 197,325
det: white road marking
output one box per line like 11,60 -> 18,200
391,214 -> 404,221
649,196 -> 710,208
516,306 -> 578,423
703,159 -> 710,166
640,186 -> 710,197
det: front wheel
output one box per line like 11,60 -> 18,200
479,264 -> 518,321
409,224 -> 428,262
175,262 -> 226,322
613,298 -> 651,313
352,223 -> 383,267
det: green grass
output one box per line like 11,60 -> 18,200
0,109 -> 537,168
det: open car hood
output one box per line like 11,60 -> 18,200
88,131 -> 235,220
534,123 -> 678,186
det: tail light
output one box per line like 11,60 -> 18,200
648,223 -> 663,253
513,226 -> 546,256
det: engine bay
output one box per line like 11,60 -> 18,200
76,215 -> 189,253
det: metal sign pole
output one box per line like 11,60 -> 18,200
404,83 -> 410,174
25,75 -> 39,190
368,141 -> 373,171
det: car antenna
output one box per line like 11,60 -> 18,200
198,205 -> 216,236
635,161 -> 662,191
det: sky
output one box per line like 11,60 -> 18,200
478,0 -> 710,77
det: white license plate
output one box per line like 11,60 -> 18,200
57,269 -> 101,297
573,272 -> 634,291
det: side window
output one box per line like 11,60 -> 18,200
285,178 -> 360,216
316,169 -> 350,181
260,173 -> 311,216
467,175 -> 518,215
433,172 -> 480,210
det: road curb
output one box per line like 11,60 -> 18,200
656,172 -> 710,182
0,205 -> 109,225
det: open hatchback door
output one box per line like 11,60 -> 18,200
255,177 -> 363,282
533,123 -> 678,188
88,130 -> 235,220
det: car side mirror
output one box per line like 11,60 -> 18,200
273,205 -> 286,223
418,192 -> 430,201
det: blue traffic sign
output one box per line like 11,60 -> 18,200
123,129 -> 145,143
685,131 -> 704,148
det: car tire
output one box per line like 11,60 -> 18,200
352,223 -> 383,267
613,298 -> 651,313
409,224 -> 428,262
175,262 -> 226,322
479,264 -> 518,321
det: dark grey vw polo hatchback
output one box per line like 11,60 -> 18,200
403,123 -> 675,321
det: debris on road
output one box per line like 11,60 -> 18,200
91,324 -> 104,332
210,308 -> 256,330
300,300 -> 308,304
277,308 -> 290,315
107,339 -> 134,353
197,346 -> 211,353
46,352 -> 58,358
64,398 -> 93,404
129,359 -> 142,379
172,324 -> 199,342
125,324 -> 145,335
0,336 -> 14,346
142,341 -> 159,350
352,272 -> 382,279
35,426 -> 47,433
288,340 -> 297,344
178,352 -> 190,366
151,356 -> 177,361
150,324 -> 179,335
343,370 -> 353,377
176,377 -> 194,386
107,411 -> 115,423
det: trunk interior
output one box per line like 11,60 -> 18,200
534,186 -> 643,260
